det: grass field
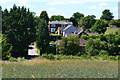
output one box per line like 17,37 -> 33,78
105,27 -> 120,34
2,58 -> 118,78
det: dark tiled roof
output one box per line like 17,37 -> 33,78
86,33 -> 99,36
49,21 -> 73,25
80,38 -> 86,46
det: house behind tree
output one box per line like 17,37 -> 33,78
48,21 -> 83,37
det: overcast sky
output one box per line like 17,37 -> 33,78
0,0 -> 119,19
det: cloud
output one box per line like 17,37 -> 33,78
16,3 -> 31,7
87,0 -> 118,2
47,1 -> 65,5
98,3 -> 108,6
0,0 -> 31,8
46,8 -> 65,17
0,0 -> 29,3
47,0 -> 86,5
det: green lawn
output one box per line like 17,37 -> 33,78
105,27 -> 120,34
2,59 -> 118,78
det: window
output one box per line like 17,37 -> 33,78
51,28 -> 56,32
61,25 -> 65,27
51,24 -> 56,27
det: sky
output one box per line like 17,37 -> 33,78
0,0 -> 119,19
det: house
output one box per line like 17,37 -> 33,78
48,21 -> 83,37
62,25 -> 83,37
48,21 -> 73,34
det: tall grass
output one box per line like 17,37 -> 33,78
2,59 -> 118,78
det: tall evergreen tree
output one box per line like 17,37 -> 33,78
40,11 -> 49,24
36,19 -> 50,54
2,5 -> 36,57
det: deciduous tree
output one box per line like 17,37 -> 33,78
100,9 -> 114,21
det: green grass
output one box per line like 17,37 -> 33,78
2,59 -> 118,78
50,34 -> 61,36
105,27 -> 120,34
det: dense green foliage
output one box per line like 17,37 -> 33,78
100,9 -> 114,21
39,11 -> 49,25
72,12 -> 84,21
36,19 -> 50,54
1,35 -> 12,60
50,15 -> 65,21
58,35 -> 81,55
79,15 -> 96,28
69,12 -> 84,27
109,19 -> 120,27
2,5 -> 36,57
85,33 -> 120,56
69,17 -> 78,27
92,19 -> 108,34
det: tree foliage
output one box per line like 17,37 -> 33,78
79,15 -> 96,28
50,15 -> 65,21
100,9 -> 114,21
40,11 -> 49,25
109,20 -> 120,27
92,19 -> 108,34
72,12 -> 84,21
36,19 -> 50,54
2,5 -> 36,57
1,35 -> 12,60
58,35 -> 80,55
70,12 -> 84,27
86,33 -> 120,56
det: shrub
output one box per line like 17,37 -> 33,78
2,35 -> 12,60
99,50 -> 108,55
41,54 -> 55,60
9,57 -> 18,62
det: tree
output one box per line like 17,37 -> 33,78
109,20 -> 120,27
100,9 -> 114,21
40,11 -> 49,25
1,34 -> 12,60
92,19 -> 108,34
72,12 -> 84,21
36,19 -> 50,54
2,5 -> 36,57
50,15 -> 65,21
78,15 -> 96,28
58,35 -> 80,55
69,17 -> 78,27
86,38 -> 108,56
70,12 -> 84,27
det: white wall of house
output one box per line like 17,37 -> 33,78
63,25 -> 78,36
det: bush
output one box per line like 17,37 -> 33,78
80,35 -> 89,40
2,35 -> 12,60
41,54 -> 55,60
99,50 -> 108,55
9,57 -> 18,62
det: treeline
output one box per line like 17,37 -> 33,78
57,33 -> 120,56
1,5 -> 120,60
